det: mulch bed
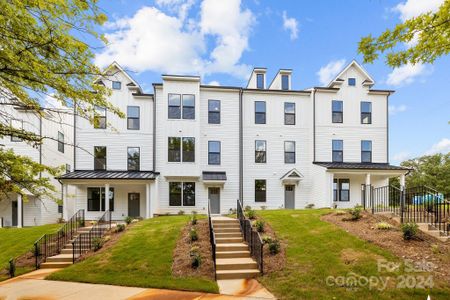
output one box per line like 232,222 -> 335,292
322,211 -> 450,282
172,219 -> 215,281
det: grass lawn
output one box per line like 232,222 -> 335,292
258,209 -> 450,300
0,223 -> 60,280
47,215 -> 219,293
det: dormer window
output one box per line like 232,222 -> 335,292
348,78 -> 356,86
281,74 -> 289,90
112,81 -> 121,90
256,74 -> 264,89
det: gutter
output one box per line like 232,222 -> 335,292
239,88 -> 243,203
312,89 -> 316,162
152,85 -> 157,172
73,101 -> 77,170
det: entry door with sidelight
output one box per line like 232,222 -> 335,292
208,187 -> 220,214
12,201 -> 18,226
128,193 -> 140,217
284,185 -> 295,209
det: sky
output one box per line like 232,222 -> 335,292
90,0 -> 450,164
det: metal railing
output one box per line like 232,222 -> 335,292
370,185 -> 402,215
207,200 -> 217,280
8,258 -> 15,278
237,200 -> 263,274
34,209 -> 85,268
72,210 -> 111,263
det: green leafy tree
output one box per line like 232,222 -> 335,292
0,0 -> 122,201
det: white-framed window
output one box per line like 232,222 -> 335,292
57,131 -> 64,153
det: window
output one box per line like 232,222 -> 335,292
112,81 -> 121,90
168,137 -> 181,162
255,180 -> 266,202
94,146 -> 106,170
127,106 -> 140,130
127,147 -> 140,171
57,132 -> 64,153
332,140 -> 343,162
255,101 -> 266,124
208,100 -> 220,124
284,102 -> 295,125
255,140 -> 267,163
65,164 -> 71,173
182,94 -> 195,119
333,179 -> 350,202
281,74 -> 289,90
10,119 -> 23,142
256,73 -> 264,89
94,106 -> 106,129
208,141 -> 221,165
87,187 -> 114,211
284,141 -> 295,164
348,78 -> 356,86
361,102 -> 372,124
333,179 -> 337,202
332,100 -> 343,123
168,94 -> 181,119
182,137 -> 195,162
361,140 -> 372,163
169,182 -> 195,206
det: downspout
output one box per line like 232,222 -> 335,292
152,86 -> 156,172
39,114 -> 42,177
312,89 -> 316,162
73,101 -> 77,170
239,88 -> 243,203
386,93 -> 390,164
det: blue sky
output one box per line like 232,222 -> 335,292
93,0 -> 449,164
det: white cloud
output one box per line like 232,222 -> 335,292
207,80 -> 220,86
425,138 -> 450,155
393,0 -> 444,21
316,59 -> 346,86
96,0 -> 254,79
282,11 -> 299,40
43,94 -> 63,108
386,63 -> 426,86
388,104 -> 407,115
393,151 -> 412,163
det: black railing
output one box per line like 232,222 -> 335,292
34,209 -> 85,268
72,210 -> 111,263
433,194 -> 450,236
207,200 -> 216,280
370,185 -> 402,215
237,200 -> 263,274
8,258 -> 15,278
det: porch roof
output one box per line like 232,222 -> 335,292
57,170 -> 159,180
202,171 -> 227,181
313,162 -> 410,171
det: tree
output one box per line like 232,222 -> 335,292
0,1 -> 122,201
358,1 -> 450,67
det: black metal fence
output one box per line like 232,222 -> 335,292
8,258 -> 15,277
370,185 -> 402,215
72,210 -> 111,263
34,209 -> 85,268
237,200 -> 263,274
207,200 -> 216,279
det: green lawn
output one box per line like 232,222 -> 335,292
258,209 -> 450,300
0,223 -> 60,280
47,215 -> 219,293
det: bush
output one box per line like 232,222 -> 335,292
189,228 -> 198,242
305,203 -> 315,209
124,216 -> 133,225
260,206 -> 267,210
334,210 -> 347,216
92,237 -> 104,251
401,222 -> 419,240
431,244 -> 440,254
178,210 -> 185,215
268,239 -> 280,255
262,235 -> 272,244
244,205 -> 252,212
190,246 -> 201,268
349,205 -> 363,220
115,224 -> 126,232
376,222 -> 393,230
247,209 -> 256,219
254,220 -> 265,233
191,213 -> 198,225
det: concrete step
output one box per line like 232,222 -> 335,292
60,249 -> 73,255
214,228 -> 241,233
216,250 -> 251,259
216,269 -> 260,280
216,237 -> 243,244
214,224 -> 240,229
215,232 -> 242,239
212,220 -> 239,225
216,243 -> 248,252
40,261 -> 73,269
216,258 -> 258,270
46,254 -> 73,263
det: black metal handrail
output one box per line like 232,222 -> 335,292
34,209 -> 85,268
207,200 -> 216,280
237,200 -> 263,274
8,258 -> 15,278
72,210 -> 111,263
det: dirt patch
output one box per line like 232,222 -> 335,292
322,211 -> 450,281
172,219 -> 215,281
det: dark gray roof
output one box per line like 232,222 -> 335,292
313,162 -> 410,171
202,171 -> 227,181
58,170 -> 159,180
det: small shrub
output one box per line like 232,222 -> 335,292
57,217 -> 65,224
401,222 -> 419,240
189,228 -> 198,242
254,220 -> 265,233
229,208 -> 237,215
260,206 -> 267,210
191,213 -> 198,225
376,222 -> 393,230
124,216 -> 133,225
268,239 -> 281,255
90,220 -> 97,226
244,205 -> 252,212
262,235 -> 272,244
190,246 -> 202,268
349,205 -> 363,220
247,209 -> 256,219
77,219 -> 85,227
178,210 -> 185,215
334,210 -> 347,216
115,224 -> 126,232
305,203 -> 315,209
92,237 -> 104,251
431,244 -> 440,254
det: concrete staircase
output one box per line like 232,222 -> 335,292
40,226 -> 92,269
212,217 -> 260,280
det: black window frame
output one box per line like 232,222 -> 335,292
332,140 -> 343,162
255,140 -> 267,163
208,100 -> 221,124
168,93 -> 181,119
332,100 -> 343,123
112,81 -> 121,90
169,182 -> 182,206
87,187 -> 115,211
57,131 -> 64,153
127,106 -> 140,130
284,141 -> 295,164
284,102 -> 295,125
361,140 -> 372,163
339,179 -> 350,202
208,141 -> 221,165
182,137 -> 195,162
93,106 -> 106,129
168,137 -> 181,162
169,182 -> 195,206
255,179 -> 266,202
127,147 -> 140,171
182,94 -> 195,120
94,146 -> 107,170
256,73 -> 264,89
281,74 -> 289,90
255,101 -> 266,124
11,119 -> 23,142
348,78 -> 356,86
361,101 -> 372,124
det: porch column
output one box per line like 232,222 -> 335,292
330,173 -> 334,207
145,183 -> 151,219
17,194 -> 23,228
62,183 -> 68,221
365,173 -> 371,208
400,174 -> 406,191
104,183 -> 110,211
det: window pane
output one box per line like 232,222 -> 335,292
284,102 -> 295,114
333,151 -> 343,162
183,182 -> 195,206
182,137 -> 195,162
255,113 -> 266,124
332,140 -> 343,151
94,106 -> 106,129
182,107 -> 195,119
208,112 -> 220,124
285,141 -> 295,152
332,112 -> 343,123
168,137 -> 181,162
361,140 -> 372,151
128,147 -> 140,171
127,118 -> 140,130
127,106 -> 139,118
168,94 -> 181,119
208,100 -> 220,111
101,187 -> 115,211
182,94 -> 195,107
208,100 -> 220,124
255,180 -> 266,202
348,78 -> 356,86
361,102 -> 371,113
281,75 -> 289,90
285,114 -> 295,125
209,141 -> 220,153
58,132 -> 64,153
168,94 -> 181,106
87,188 -> 101,211
208,153 -> 220,165
285,152 -> 295,163
112,81 -> 121,90
255,101 -> 266,112
169,183 -> 182,206
361,113 -> 371,124
362,151 -> 372,163
255,140 -> 266,151
332,100 -> 343,112
256,74 -> 264,89
94,146 -> 106,170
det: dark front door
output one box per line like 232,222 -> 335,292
128,193 -> 140,217
11,201 -> 18,226
284,185 -> 295,209
209,187 -> 220,214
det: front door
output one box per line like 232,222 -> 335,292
11,201 -> 18,226
128,193 -> 140,217
284,185 -> 295,209
209,187 -> 220,214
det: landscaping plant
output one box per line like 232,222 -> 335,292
178,210 -> 185,215
262,235 -> 272,244
305,203 -> 315,209
255,220 -> 265,233
376,222 -> 392,230
348,205 -> 363,220
191,212 -> 198,225
92,237 -> 104,251
124,216 -> 133,225
189,246 -> 201,268
189,228 -> 198,242
247,209 -> 256,219
268,239 -> 281,255
401,222 -> 419,240
244,205 -> 252,212
115,224 -> 126,232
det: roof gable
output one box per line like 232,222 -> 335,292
328,60 -> 375,88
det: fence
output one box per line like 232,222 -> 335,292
207,200 -> 217,279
